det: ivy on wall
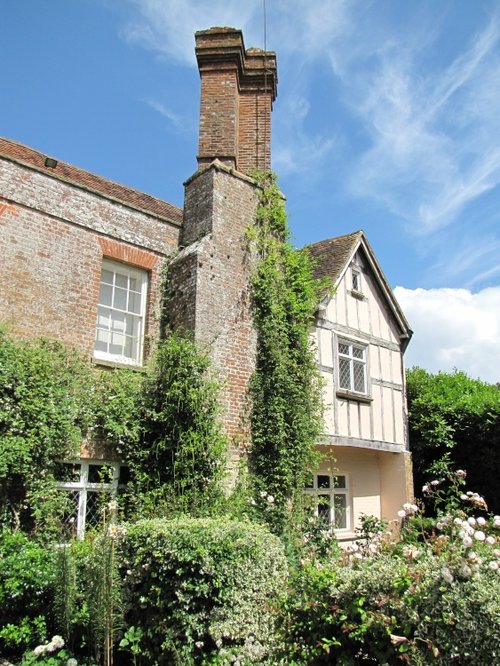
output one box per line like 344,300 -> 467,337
248,172 -> 329,533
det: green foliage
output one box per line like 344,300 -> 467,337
121,517 -> 288,665
406,367 -> 500,512
0,327 -> 227,531
282,471 -> 500,665
0,529 -> 55,655
283,554 -> 500,665
0,329 -> 91,530
122,334 -> 227,516
248,172 -> 327,533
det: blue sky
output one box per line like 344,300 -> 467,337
3,0 -> 500,381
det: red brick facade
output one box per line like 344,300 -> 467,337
0,26 -> 276,466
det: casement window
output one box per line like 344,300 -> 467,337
304,473 -> 350,531
338,340 -> 367,394
55,460 -> 121,539
94,259 -> 148,366
351,268 -> 362,293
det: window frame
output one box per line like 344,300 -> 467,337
55,460 -> 121,539
304,473 -> 351,532
337,338 -> 368,396
351,268 -> 362,293
94,258 -> 148,367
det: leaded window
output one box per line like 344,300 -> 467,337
338,340 -> 367,394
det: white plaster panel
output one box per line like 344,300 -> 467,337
337,397 -> 350,436
393,389 -> 404,444
319,328 -> 333,367
321,371 -> 335,434
349,401 -> 360,439
359,402 -> 371,440
372,384 -> 384,441
382,386 -> 394,442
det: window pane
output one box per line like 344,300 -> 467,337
85,491 -> 104,529
129,276 -> 138,292
339,358 -> 351,389
317,475 -> 330,489
97,307 -> 111,329
115,273 -> 128,289
59,490 -> 80,539
88,464 -> 113,484
338,343 -> 349,356
353,361 -> 365,392
334,494 -> 347,529
304,472 -> 314,489
54,462 -> 81,483
101,270 -> 114,285
128,290 -> 142,314
110,334 -> 125,356
333,475 -> 346,489
352,346 -> 364,359
113,287 -> 127,311
111,312 -> 126,333
124,336 -> 138,361
99,283 -> 113,307
317,494 -> 331,523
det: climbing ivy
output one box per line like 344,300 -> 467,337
248,172 -> 329,533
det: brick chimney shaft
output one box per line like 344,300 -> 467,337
195,27 -> 277,174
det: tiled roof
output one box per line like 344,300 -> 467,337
0,137 -> 183,226
307,231 -> 363,284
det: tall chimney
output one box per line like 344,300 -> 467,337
195,27 -> 277,174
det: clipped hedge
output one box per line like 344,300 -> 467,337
121,517 -> 288,665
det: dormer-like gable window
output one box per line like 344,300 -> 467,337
351,268 -> 362,293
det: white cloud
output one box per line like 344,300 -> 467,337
395,286 -> 500,383
122,0 -> 260,64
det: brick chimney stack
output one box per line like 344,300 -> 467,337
195,27 -> 277,175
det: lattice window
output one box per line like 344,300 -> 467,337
338,340 -> 367,394
55,460 -> 121,539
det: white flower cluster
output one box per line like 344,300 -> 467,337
32,635 -> 65,657
107,524 -> 127,540
397,502 -> 419,519
259,490 -> 274,504
460,491 -> 488,511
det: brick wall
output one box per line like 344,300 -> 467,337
195,27 -> 277,175
0,156 -> 180,361
169,162 -> 259,463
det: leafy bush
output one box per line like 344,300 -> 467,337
283,553 -> 499,665
282,472 -> 500,665
0,330 -> 91,530
121,517 -> 288,665
0,530 -> 56,656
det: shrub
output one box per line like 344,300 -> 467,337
121,517 -> 288,665
0,529 -> 56,656
283,553 -> 499,665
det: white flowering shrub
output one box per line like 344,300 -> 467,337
282,470 -> 500,665
121,517 -> 288,665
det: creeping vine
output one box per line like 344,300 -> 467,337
248,172 -> 329,533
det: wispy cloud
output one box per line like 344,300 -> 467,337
145,98 -> 193,133
343,13 -> 500,233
